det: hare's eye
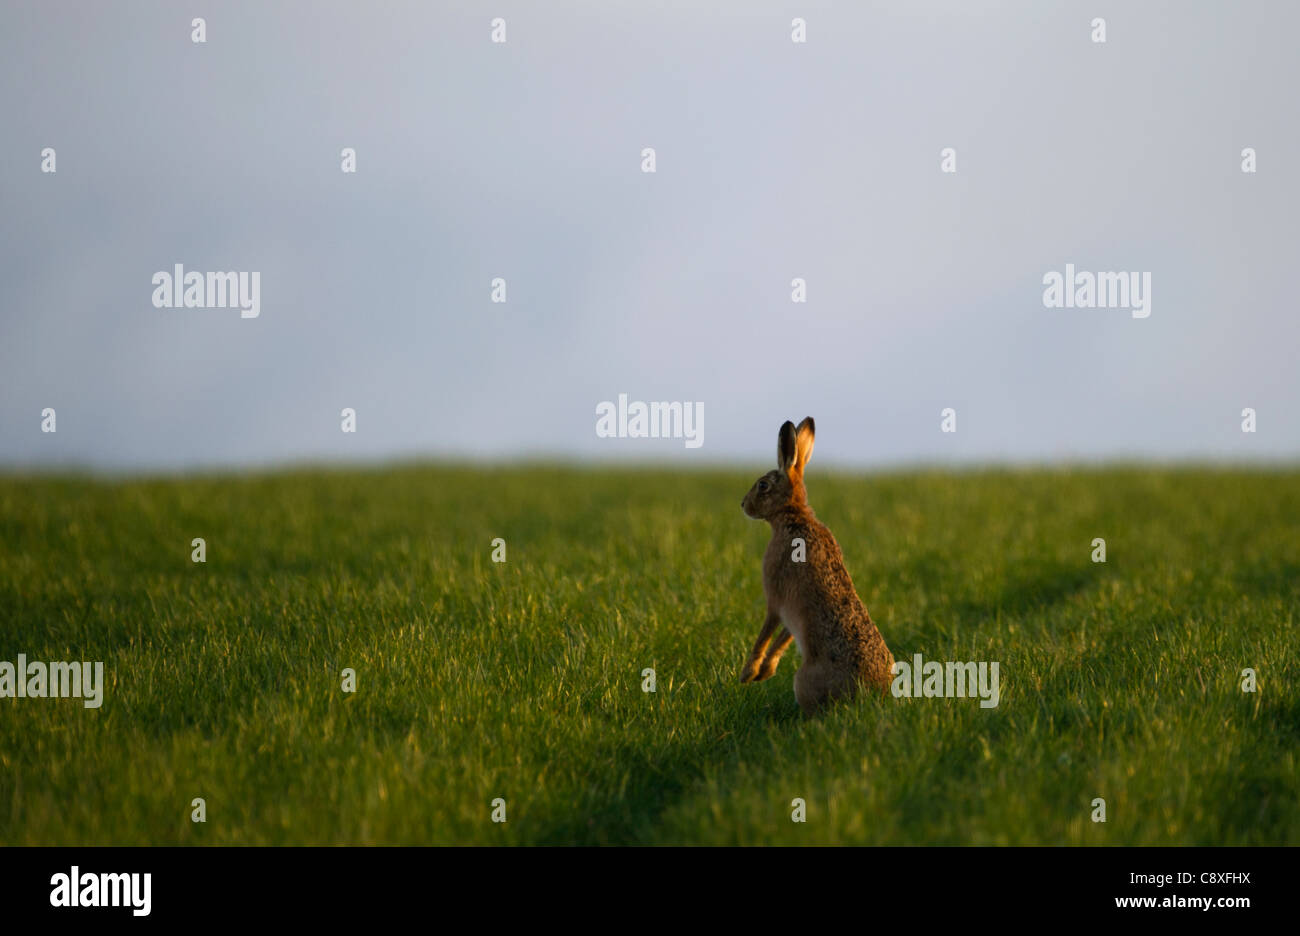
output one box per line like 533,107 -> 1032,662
758,481 -> 769,492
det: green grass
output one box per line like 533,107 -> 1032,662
0,464 -> 1296,845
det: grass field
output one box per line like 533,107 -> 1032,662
0,464 -> 1296,845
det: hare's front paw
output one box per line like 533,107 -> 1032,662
754,657 -> 780,681
739,658 -> 761,684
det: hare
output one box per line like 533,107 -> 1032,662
739,417 -> 895,715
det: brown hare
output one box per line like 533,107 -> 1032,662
739,417 -> 894,715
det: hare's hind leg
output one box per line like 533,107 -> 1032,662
793,661 -> 829,715
794,661 -> 858,715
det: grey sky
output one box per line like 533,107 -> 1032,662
2,1 -> 1296,471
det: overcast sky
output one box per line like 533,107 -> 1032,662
2,1 -> 1296,471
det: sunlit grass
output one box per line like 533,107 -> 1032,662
0,464 -> 1296,844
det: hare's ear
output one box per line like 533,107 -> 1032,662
777,421 -> 798,473
793,417 -> 815,475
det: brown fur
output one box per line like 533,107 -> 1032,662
739,417 -> 895,715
